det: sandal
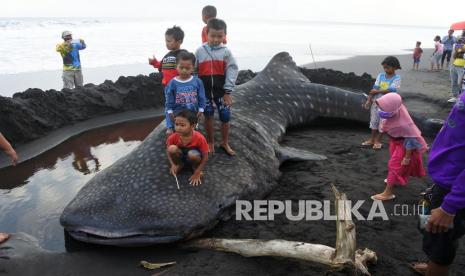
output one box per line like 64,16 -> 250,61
372,143 -> 383,150
361,140 -> 374,146
370,194 -> 396,201
409,262 -> 427,275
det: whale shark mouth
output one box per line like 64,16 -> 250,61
66,229 -> 183,246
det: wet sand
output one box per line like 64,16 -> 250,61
1,52 -> 463,275
307,49 -> 452,100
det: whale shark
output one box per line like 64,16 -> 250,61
60,52 -> 443,246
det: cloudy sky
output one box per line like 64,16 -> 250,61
1,0 -> 462,27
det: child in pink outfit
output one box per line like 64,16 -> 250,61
371,93 -> 427,201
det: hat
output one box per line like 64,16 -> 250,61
61,31 -> 72,39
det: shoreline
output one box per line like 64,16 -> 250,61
306,48 -> 452,100
0,49 -> 441,98
0,63 -> 154,97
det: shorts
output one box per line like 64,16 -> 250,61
431,52 -> 442,63
179,148 -> 202,166
413,57 -> 421,64
204,96 -> 231,123
422,185 -> 465,266
369,102 -> 381,130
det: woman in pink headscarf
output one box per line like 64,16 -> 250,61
371,93 -> 427,201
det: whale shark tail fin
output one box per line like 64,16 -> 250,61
275,145 -> 327,164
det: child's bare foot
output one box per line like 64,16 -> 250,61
361,140 -> 374,146
220,143 -> 236,156
370,193 -> 396,201
208,143 -> 215,154
0,233 -> 9,244
409,262 -> 427,275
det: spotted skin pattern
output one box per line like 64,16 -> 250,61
60,52 -> 443,246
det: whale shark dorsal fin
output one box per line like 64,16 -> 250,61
255,52 -> 309,83
275,145 -> 327,164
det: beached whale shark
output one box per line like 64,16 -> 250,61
60,52 -> 443,246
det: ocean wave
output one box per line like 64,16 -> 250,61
0,18 -> 103,30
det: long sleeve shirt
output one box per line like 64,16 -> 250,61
428,93 -> 465,214
165,76 -> 206,114
56,39 -> 86,71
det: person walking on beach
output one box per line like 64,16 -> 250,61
166,109 -> 209,186
195,18 -> 238,155
201,5 -> 227,44
56,31 -> 86,89
165,51 -> 206,135
430,36 -> 443,72
410,92 -> 465,276
362,56 -> 401,150
448,37 -> 465,103
413,41 -> 423,71
441,29 -> 457,70
370,93 -> 427,201
0,132 -> 18,244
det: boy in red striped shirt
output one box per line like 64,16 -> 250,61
148,26 -> 185,87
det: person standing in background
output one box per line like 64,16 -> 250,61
201,5 -> 227,44
56,31 -> 86,89
413,41 -> 423,71
430,36 -> 443,72
449,37 -> 465,103
441,29 -> 457,70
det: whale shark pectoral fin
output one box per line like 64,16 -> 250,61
275,145 -> 327,164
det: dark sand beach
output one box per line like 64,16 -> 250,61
0,52 -> 463,275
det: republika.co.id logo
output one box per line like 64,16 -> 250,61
235,199 -> 399,221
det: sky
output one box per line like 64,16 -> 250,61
1,0 -> 463,27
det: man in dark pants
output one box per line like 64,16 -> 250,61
441,29 -> 457,70
411,93 -> 465,275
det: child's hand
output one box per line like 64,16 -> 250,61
170,164 -> 180,176
169,113 -> 175,123
6,149 -> 18,166
363,100 -> 371,110
401,157 -> 410,166
369,89 -> 378,95
148,57 -> 154,64
189,170 -> 203,186
197,112 -> 203,120
223,94 -> 232,106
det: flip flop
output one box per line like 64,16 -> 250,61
370,194 -> 396,201
361,140 -> 374,146
409,262 -> 427,275
372,143 -> 383,150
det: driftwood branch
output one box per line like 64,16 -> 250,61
185,184 -> 377,275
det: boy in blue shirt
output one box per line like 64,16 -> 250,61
165,51 -> 206,135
